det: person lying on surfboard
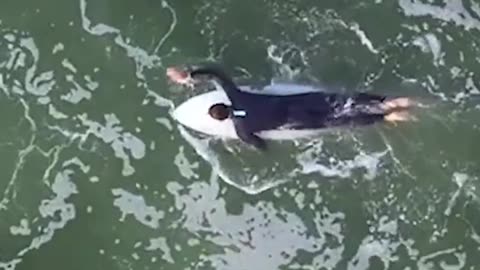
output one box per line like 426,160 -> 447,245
166,65 -> 415,150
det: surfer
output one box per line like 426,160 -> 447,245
167,65 -> 415,150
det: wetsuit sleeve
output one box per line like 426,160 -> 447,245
354,93 -> 386,103
233,119 -> 267,150
189,66 -> 240,100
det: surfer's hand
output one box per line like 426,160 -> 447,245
166,67 -> 195,88
253,139 -> 267,152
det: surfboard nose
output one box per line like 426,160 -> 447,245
172,101 -> 191,127
171,90 -> 238,138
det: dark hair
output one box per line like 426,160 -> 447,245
208,103 -> 230,120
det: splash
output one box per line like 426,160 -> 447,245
173,146 -> 199,180
145,237 -> 174,264
1,158 -> 85,269
77,113 -> 146,176
0,26 -> 151,269
166,171 -> 346,269
9,219 -> 31,236
112,188 -> 165,229
412,33 -> 443,66
79,0 -> 163,80
399,0 -> 480,31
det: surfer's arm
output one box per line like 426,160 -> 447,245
233,119 -> 267,150
189,65 -> 240,98
353,92 -> 386,103
238,130 -> 267,150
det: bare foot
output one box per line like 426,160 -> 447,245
384,111 -> 417,125
380,97 -> 416,112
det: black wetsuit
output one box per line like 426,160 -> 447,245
190,67 -> 387,149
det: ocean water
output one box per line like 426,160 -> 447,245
1,0 -> 479,269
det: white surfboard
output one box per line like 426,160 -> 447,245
172,83 -> 328,140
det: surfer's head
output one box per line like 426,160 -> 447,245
208,103 -> 230,121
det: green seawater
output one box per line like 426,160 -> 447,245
1,0 -> 480,269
